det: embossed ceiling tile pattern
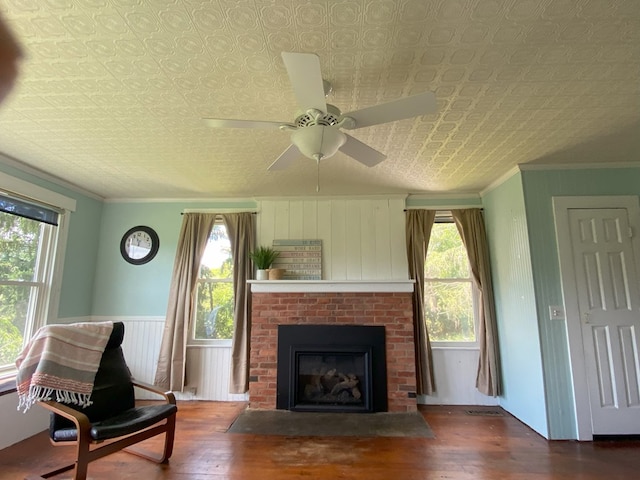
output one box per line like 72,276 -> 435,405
0,0 -> 638,197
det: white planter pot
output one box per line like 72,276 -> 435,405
256,269 -> 269,280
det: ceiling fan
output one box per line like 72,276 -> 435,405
203,52 -> 437,171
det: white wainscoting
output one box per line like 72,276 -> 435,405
182,346 -> 247,402
418,348 -> 499,406
256,197 -> 408,280
72,318 -> 490,405
92,316 -> 246,401
0,392 -> 49,450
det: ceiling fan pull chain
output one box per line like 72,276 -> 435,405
316,157 -> 320,192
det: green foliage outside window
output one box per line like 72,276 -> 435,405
194,225 -> 235,340
0,212 -> 41,366
424,222 -> 476,343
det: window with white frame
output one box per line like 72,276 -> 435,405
0,194 -> 61,374
192,221 -> 234,344
424,215 -> 479,346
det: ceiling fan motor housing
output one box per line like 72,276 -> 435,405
295,104 -> 341,128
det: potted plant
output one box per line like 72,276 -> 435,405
249,245 -> 280,280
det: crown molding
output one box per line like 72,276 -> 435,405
253,194 -> 409,202
518,161 -> 640,171
480,166 -> 521,197
407,192 -> 481,200
0,153 -> 104,201
105,197 -> 258,204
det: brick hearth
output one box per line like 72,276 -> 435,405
249,282 -> 417,412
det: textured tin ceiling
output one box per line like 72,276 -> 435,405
0,0 -> 638,199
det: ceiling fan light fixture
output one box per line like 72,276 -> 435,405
291,125 -> 346,161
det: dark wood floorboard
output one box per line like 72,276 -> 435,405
1,401 -> 639,479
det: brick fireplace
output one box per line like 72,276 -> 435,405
248,281 -> 417,412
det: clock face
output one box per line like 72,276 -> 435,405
120,226 -> 159,265
125,231 -> 152,259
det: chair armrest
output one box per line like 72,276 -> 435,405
37,400 -> 92,438
131,379 -> 176,405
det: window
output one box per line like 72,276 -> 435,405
192,222 -> 234,344
0,195 -> 60,374
424,217 -> 478,345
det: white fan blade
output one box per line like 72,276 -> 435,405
281,52 -> 327,113
268,144 -> 300,171
203,118 -> 285,129
339,134 -> 386,167
342,91 -> 437,130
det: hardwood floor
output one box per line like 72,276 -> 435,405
1,401 -> 639,479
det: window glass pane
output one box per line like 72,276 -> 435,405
194,282 -> 234,339
199,224 -> 232,280
424,281 -> 475,342
0,284 -> 32,366
424,222 -> 476,343
194,224 -> 234,340
425,223 -> 470,279
0,212 -> 41,281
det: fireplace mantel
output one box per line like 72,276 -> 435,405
248,279 -> 414,293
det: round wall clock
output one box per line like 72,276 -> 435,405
120,225 -> 159,265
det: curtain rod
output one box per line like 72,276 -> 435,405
180,211 -> 258,215
403,208 -> 483,212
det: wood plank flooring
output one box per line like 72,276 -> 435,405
1,402 -> 639,479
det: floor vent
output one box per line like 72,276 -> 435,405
465,409 -> 504,416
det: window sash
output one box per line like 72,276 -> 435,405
425,276 -> 472,282
424,216 -> 479,348
189,222 -> 234,346
0,221 -> 57,372
0,174 -> 72,379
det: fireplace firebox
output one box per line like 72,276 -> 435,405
277,325 -> 387,413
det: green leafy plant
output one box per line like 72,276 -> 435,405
249,245 -> 280,270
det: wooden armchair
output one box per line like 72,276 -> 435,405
26,322 -> 177,480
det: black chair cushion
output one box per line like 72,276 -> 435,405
52,403 -> 178,442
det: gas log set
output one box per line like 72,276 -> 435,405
300,365 -> 362,405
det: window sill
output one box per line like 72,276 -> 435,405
431,344 -> 480,351
0,376 -> 17,397
187,341 -> 232,348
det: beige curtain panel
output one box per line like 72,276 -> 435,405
222,212 -> 255,394
405,209 -> 437,396
154,213 -> 217,392
452,209 -> 501,397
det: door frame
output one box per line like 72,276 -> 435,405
553,195 -> 640,441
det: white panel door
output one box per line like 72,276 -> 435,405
569,208 -> 640,434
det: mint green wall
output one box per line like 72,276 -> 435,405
0,161 -> 103,319
521,166 -> 640,439
91,200 -> 256,316
9,155 -> 640,438
58,195 -> 103,317
482,173 -> 548,438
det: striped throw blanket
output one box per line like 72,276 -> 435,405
15,321 -> 114,413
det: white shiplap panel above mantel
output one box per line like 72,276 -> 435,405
248,280 -> 415,293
